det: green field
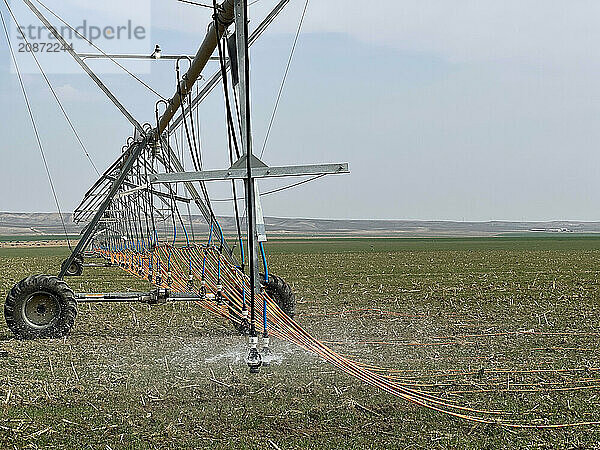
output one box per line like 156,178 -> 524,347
1,236 -> 600,448
0,235 -> 79,242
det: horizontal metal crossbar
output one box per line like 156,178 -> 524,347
151,162 -> 349,184
79,53 -> 224,61
75,291 -> 203,303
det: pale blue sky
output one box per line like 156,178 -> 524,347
1,0 -> 600,220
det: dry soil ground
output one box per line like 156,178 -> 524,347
1,237 -> 600,448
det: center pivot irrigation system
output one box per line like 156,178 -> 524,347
5,0 -> 600,429
2,0 -> 349,373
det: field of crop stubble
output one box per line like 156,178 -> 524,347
1,236 -> 600,449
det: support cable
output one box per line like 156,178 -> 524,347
3,0 -> 99,176
1,10 -> 71,249
260,0 -> 309,158
210,173 -> 326,202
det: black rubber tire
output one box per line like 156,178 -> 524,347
4,275 -> 77,339
262,273 -> 295,320
230,273 -> 295,334
61,255 -> 83,277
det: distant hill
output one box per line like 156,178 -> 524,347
0,212 -> 599,238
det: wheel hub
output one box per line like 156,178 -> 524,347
22,292 -> 61,328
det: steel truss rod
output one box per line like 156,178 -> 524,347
72,145 -> 223,254
78,152 -> 129,205
59,137 -> 151,278
25,0 -> 285,275
169,0 -> 291,133
154,142 -> 235,261
23,0 -> 225,251
157,0 -> 235,134
75,290 -> 203,304
24,0 -> 286,264
76,169 -> 188,223
117,184 -> 182,200
114,183 -> 192,203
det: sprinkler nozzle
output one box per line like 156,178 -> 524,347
261,336 -> 271,367
247,336 -> 262,374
